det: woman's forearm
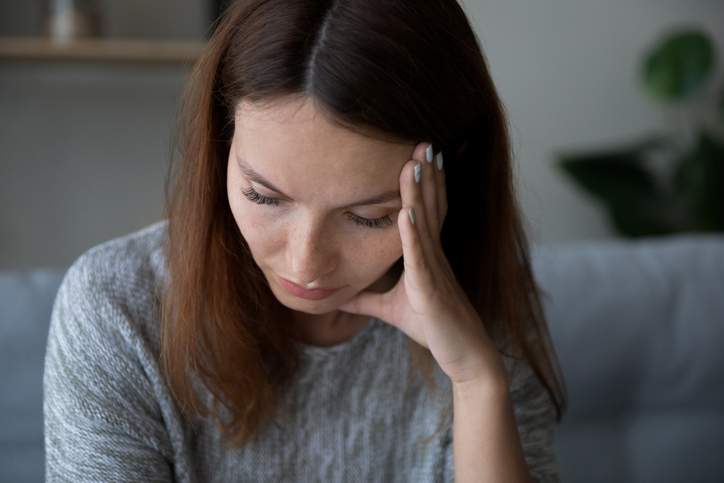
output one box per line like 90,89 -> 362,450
452,375 -> 533,483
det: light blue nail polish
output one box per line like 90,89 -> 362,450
436,151 -> 443,170
414,162 -> 421,183
409,208 -> 415,224
426,145 -> 433,163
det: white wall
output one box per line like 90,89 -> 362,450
464,0 -> 724,245
0,62 -> 191,269
1,1 -> 723,268
0,0 -> 206,270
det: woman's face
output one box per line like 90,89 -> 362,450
227,97 -> 414,315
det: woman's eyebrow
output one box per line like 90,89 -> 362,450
239,163 -> 286,195
344,190 -> 401,208
239,162 -> 401,208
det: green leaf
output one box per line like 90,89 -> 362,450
609,207 -> 681,238
558,149 -> 659,207
557,142 -> 684,237
643,30 -> 715,100
675,133 -> 724,231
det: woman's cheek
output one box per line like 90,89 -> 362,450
352,228 -> 403,274
231,203 -> 286,256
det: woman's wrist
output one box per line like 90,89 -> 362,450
452,360 -> 531,483
452,365 -> 510,402
446,332 -> 510,390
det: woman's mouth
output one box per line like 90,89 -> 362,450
278,276 -> 342,301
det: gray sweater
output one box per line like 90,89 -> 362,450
43,221 -> 561,482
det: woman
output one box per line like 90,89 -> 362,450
44,0 -> 566,481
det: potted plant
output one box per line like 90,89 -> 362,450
556,28 -> 724,237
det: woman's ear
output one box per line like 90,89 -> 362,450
456,140 -> 470,156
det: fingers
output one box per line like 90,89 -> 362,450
403,141 -> 445,237
399,159 -> 425,238
400,160 -> 434,263
435,150 -> 447,228
398,141 -> 447,294
408,143 -> 446,236
398,197 -> 435,296
418,144 -> 441,235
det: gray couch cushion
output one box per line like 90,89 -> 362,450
0,269 -> 66,483
532,235 -> 724,483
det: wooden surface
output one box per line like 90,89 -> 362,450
0,37 -> 206,63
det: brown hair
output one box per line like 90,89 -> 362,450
162,0 -> 567,449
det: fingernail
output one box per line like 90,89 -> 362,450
409,208 -> 415,224
436,151 -> 443,170
426,145 -> 433,163
414,162 -> 421,183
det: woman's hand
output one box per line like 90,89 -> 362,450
339,142 -> 506,387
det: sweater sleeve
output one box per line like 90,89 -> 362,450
43,254 -> 175,482
508,358 -> 561,483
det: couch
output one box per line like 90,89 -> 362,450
1,234 -> 723,482
531,235 -> 724,482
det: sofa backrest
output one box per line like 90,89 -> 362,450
0,269 -> 67,483
532,235 -> 724,483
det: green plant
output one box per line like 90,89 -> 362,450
557,29 -> 724,237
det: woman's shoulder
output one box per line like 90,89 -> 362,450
45,221 -> 179,481
63,220 -> 168,300
53,220 -> 169,349
70,219 -> 167,275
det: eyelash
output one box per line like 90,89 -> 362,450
241,187 -> 394,229
347,213 -> 394,229
242,187 -> 280,206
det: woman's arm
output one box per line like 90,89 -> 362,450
44,255 -> 176,482
443,356 -> 561,482
340,142 -> 534,481
453,373 -> 532,482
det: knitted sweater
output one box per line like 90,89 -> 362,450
43,221 -> 561,482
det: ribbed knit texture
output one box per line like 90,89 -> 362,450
43,222 -> 560,482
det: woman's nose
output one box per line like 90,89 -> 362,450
287,219 -> 337,284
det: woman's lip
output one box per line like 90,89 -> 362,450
278,277 -> 341,301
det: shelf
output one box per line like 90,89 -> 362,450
0,37 -> 206,64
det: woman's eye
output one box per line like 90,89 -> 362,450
347,213 -> 394,229
242,187 -> 280,206
243,187 -> 392,229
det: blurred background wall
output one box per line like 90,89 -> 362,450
1,0 -> 723,269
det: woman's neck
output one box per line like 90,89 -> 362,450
289,310 -> 371,347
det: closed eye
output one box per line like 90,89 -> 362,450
242,187 -> 281,206
243,187 -> 394,229
347,213 -> 394,229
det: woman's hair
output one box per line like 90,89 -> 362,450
162,0 -> 567,449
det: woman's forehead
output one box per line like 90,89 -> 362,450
235,97 -> 411,147
232,98 -> 414,200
